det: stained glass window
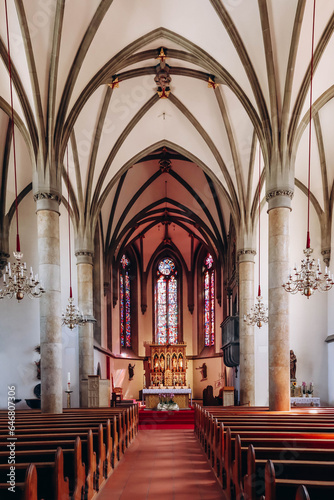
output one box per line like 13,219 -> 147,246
204,254 -> 215,346
155,257 -> 178,344
120,255 -> 131,347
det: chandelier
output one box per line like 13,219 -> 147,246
244,288 -> 268,328
62,296 -> 84,330
283,0 -> 333,298
0,255 -> 44,301
0,0 -> 44,302
244,146 -> 268,328
283,248 -> 333,297
61,148 -> 83,329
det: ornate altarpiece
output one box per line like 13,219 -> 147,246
147,343 -> 187,387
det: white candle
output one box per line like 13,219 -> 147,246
67,372 -> 70,383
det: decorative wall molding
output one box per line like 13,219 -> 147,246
33,192 -> 61,204
237,249 -> 256,257
34,192 -> 61,213
75,251 -> 94,258
321,249 -> 331,266
265,189 -> 294,202
75,251 -> 94,265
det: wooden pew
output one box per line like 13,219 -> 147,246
0,448 -> 69,500
195,405 -> 334,500
0,463 -> 38,500
261,459 -> 334,500
0,405 -> 138,499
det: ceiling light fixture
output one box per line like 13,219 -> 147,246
282,0 -> 333,298
244,146 -> 268,328
0,0 -> 45,301
61,148 -> 84,329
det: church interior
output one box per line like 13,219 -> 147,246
1,1 -> 334,499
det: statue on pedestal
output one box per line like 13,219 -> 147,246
128,363 -> 135,380
290,350 -> 297,380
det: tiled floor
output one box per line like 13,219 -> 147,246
97,429 -> 226,500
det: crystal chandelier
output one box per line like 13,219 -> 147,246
283,0 -> 333,298
244,146 -> 268,328
244,287 -> 268,328
283,248 -> 333,298
62,296 -> 83,330
0,0 -> 44,302
0,254 -> 45,301
61,148 -> 83,329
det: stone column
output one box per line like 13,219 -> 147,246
76,251 -> 95,406
238,250 -> 256,406
267,191 -> 292,411
35,194 -> 62,413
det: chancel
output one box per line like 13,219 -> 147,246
1,1 -> 334,499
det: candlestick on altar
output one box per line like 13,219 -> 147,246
65,390 -> 73,408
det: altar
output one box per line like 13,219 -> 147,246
290,396 -> 320,407
143,388 -> 192,409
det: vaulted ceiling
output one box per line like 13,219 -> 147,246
1,0 -> 334,268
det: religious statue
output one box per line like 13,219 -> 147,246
128,363 -> 135,380
196,362 -> 207,381
290,350 -> 297,380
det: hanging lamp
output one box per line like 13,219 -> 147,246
61,148 -> 83,329
282,0 -> 334,297
244,146 -> 268,328
0,0 -> 45,301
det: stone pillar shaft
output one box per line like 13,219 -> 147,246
268,207 -> 290,410
77,254 -> 94,405
238,253 -> 255,406
37,209 -> 62,413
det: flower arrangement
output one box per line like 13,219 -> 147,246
302,381 -> 313,396
157,392 -> 179,411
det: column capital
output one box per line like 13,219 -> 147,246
321,248 -> 331,267
237,249 -> 256,263
266,189 -> 293,211
34,192 -> 61,213
75,250 -> 94,265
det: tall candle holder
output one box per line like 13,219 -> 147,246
65,381 -> 72,408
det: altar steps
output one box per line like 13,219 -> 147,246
138,408 -> 195,430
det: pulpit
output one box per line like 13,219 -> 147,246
81,376 -> 111,407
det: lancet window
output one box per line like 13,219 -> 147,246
204,253 -> 215,346
120,254 -> 131,347
155,257 -> 179,344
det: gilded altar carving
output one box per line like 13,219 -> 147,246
148,343 -> 187,387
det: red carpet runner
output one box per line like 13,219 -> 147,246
138,408 -> 195,430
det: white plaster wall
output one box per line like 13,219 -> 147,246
253,188 -> 330,407
327,340 -> 334,406
0,195 -> 41,409
192,357 -> 224,399
0,196 -> 82,410
254,202 -> 269,406
59,203 -> 80,408
289,189 -> 328,404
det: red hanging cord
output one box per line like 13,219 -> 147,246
4,0 -> 20,252
258,146 -> 261,298
307,0 -> 316,249
66,148 -> 72,299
